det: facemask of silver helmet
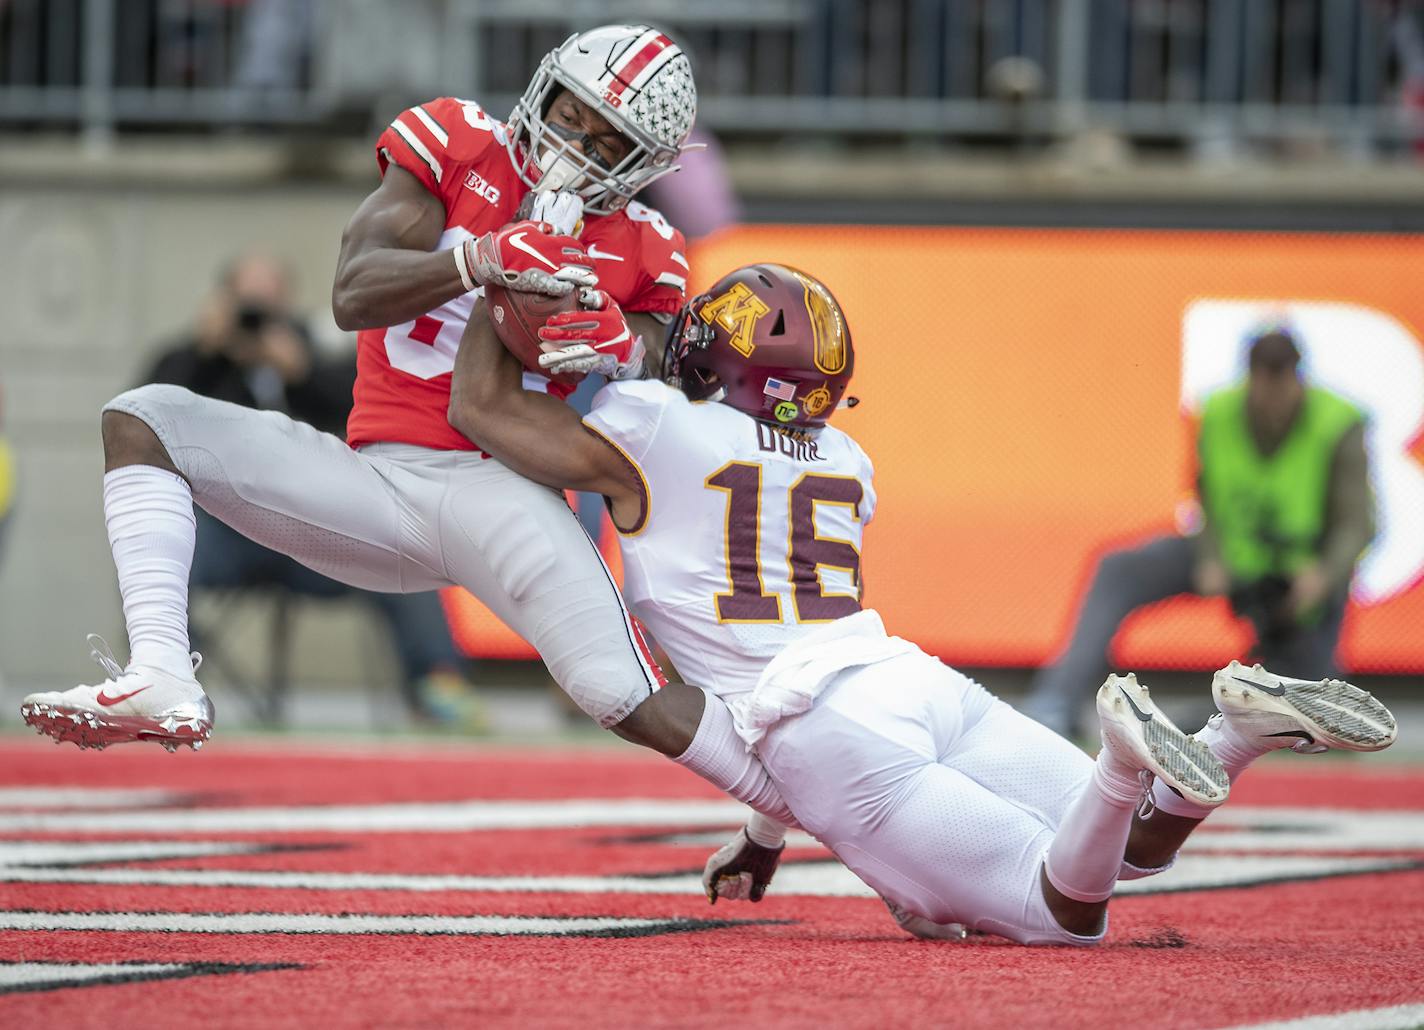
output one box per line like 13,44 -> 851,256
506,25 -> 697,215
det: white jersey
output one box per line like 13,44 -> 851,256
583,380 -> 877,702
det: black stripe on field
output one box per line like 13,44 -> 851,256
12,842 -> 348,870
1119,858 -> 1424,896
0,960 -> 304,996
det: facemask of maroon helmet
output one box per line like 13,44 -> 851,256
663,264 -> 854,430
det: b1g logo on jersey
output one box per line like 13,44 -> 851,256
700,283 -> 769,358
463,170 -> 501,205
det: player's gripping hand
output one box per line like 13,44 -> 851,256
519,189 -> 585,237
701,827 -> 785,904
456,220 -> 596,297
536,289 -> 645,380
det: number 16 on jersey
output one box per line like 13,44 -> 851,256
705,461 -> 864,624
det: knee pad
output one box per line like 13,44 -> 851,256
103,383 -> 195,455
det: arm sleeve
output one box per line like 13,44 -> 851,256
1318,421 -> 1376,589
582,380 -> 671,465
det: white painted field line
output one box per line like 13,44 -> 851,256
0,910 -> 691,936
1219,1002 -> 1424,1030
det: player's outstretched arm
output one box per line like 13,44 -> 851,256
332,165 -> 468,331
448,308 -> 644,529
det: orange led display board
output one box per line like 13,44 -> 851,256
445,226 -> 1424,673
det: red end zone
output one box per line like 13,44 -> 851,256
0,741 -> 1419,1028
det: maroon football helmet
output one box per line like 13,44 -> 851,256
663,264 -> 854,430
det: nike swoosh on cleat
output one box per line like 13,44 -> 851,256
1119,687 -> 1153,722
1264,730 -> 1315,742
96,686 -> 151,707
1231,674 -> 1286,696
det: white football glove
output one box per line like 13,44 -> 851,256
521,190 -> 585,237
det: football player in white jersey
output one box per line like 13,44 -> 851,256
448,263 -> 1398,944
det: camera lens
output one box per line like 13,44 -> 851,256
236,305 -> 270,332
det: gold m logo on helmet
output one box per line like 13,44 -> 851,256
700,283 -> 770,358
792,271 -> 848,375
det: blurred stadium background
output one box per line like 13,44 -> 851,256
2,0 -> 1422,736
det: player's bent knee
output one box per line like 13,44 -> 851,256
103,384 -> 190,438
542,635 -> 650,728
101,385 -> 189,475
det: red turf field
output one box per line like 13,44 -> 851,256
0,739 -> 1420,1028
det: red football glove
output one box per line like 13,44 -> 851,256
536,289 -> 646,380
456,220 -> 595,297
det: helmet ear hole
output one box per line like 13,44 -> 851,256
769,310 -> 786,337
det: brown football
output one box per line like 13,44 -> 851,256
482,283 -> 585,389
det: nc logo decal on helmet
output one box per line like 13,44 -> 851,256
699,282 -> 770,358
774,401 -> 800,422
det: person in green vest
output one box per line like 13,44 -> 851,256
1021,324 -> 1375,739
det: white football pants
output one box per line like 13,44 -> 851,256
758,652 -> 1108,945
105,384 -> 662,726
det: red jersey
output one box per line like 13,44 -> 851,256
347,96 -> 689,452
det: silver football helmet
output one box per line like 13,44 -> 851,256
506,24 -> 697,214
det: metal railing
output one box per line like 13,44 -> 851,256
1,0 -> 1420,151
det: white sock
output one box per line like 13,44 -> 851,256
675,693 -> 798,827
104,465 -> 197,677
1043,747 -> 1141,903
1148,715 -> 1272,818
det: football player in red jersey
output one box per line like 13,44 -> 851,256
18,26 -> 797,826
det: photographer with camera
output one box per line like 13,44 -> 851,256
1021,324 -> 1375,739
142,253 -> 480,727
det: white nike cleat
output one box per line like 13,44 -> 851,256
20,635 -> 213,752
1097,673 -> 1228,809
1211,660 -> 1397,754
